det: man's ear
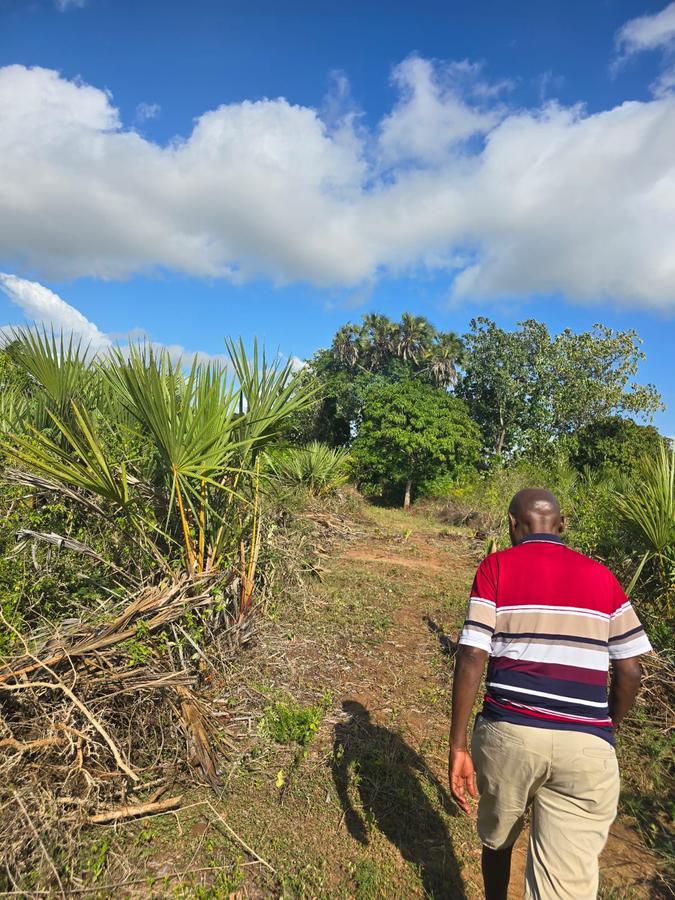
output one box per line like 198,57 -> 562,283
508,512 -> 517,530
559,514 -> 567,534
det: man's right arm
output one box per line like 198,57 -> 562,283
608,656 -> 643,732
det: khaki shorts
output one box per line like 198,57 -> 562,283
472,717 -> 620,900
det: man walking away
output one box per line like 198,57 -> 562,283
449,489 -> 652,900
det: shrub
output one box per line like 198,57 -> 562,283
266,442 -> 351,496
352,380 -> 481,508
568,416 -> 666,478
612,446 -> 675,638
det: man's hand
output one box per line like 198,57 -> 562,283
449,747 -> 477,815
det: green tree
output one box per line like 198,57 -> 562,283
458,318 -> 663,458
352,380 -> 481,508
567,417 -> 666,477
298,314 -> 463,446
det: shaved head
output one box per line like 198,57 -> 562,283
508,488 -> 564,544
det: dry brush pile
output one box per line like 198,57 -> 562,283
0,331 -> 335,894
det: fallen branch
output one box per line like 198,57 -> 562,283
0,577 -> 217,684
88,794 -> 183,824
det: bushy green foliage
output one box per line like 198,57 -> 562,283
297,313 -> 463,446
0,479 -> 139,657
266,442 -> 351,496
568,417 -> 666,477
352,380 -> 481,507
458,317 -> 663,458
437,457 -> 623,556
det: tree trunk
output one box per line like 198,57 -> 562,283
495,404 -> 506,456
403,478 -> 412,510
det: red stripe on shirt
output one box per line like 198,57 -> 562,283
489,655 -> 608,685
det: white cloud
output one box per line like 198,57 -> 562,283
616,2 -> 675,55
55,0 -> 87,11
377,56 -> 502,166
0,273 -> 224,364
0,272 -> 109,348
615,2 -> 675,97
1,61 -> 675,309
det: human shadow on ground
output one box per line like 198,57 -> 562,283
332,700 -> 467,899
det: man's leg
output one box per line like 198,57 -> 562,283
482,846 -> 513,900
472,719 -> 549,899
525,732 -> 620,899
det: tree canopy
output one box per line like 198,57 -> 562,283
297,313 -> 463,446
351,380 -> 481,508
457,317 -> 663,458
568,416 -> 666,477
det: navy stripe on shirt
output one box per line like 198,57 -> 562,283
492,631 -> 609,648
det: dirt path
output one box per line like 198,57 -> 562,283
226,505 -> 663,897
115,505 -> 664,897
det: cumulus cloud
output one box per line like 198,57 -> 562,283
377,56 -> 503,166
0,273 -> 223,364
0,272 -> 109,348
615,2 -> 675,97
1,56 -> 675,309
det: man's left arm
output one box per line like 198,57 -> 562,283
449,645 -> 488,814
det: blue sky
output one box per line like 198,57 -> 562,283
1,0 -> 674,432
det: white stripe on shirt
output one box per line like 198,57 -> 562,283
490,640 -> 609,671
487,681 -> 609,708
495,604 -> 610,620
469,596 -> 496,607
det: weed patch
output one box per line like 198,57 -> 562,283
260,694 -> 330,746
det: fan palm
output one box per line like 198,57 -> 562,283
332,324 -> 360,368
361,314 -> 397,370
397,313 -> 435,364
2,330 -> 317,584
425,332 -> 463,388
267,441 -> 351,496
613,446 -> 675,612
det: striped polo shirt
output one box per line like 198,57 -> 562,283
459,533 -> 652,744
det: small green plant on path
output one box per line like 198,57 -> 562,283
260,693 -> 331,746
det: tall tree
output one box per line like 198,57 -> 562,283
568,417 -> 666,477
425,332 -> 464,389
352,380 -> 481,508
458,318 -> 663,458
299,314 -> 463,446
397,313 -> 435,364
